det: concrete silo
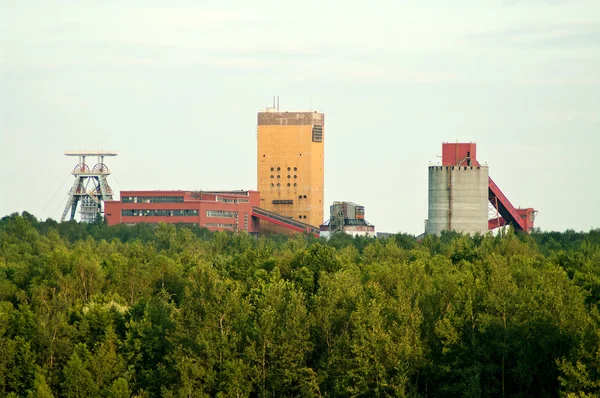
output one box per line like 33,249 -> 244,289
425,143 -> 489,236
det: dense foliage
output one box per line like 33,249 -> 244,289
1,212 -> 600,397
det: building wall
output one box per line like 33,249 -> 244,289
426,165 -> 489,236
442,142 -> 477,166
104,191 -> 260,233
320,226 -> 376,239
257,111 -> 324,228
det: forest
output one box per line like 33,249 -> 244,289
1,212 -> 599,397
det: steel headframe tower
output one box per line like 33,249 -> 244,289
61,150 -> 118,223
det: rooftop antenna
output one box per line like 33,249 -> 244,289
272,96 -> 275,109
277,96 -> 279,111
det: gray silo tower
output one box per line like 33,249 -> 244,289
425,143 -> 488,236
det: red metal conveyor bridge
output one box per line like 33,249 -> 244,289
251,207 -> 320,237
442,143 -> 536,233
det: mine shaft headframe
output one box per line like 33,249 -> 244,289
61,150 -> 118,223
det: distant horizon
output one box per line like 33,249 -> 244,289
4,209 -> 600,236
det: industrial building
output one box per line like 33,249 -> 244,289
426,144 -> 489,235
59,110 -> 538,239
257,108 -> 325,230
425,143 -> 536,236
320,201 -> 375,238
104,191 -> 261,233
103,190 -> 321,236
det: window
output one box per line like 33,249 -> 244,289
293,175 -> 297,179
312,125 -> 323,142
206,210 -> 238,218
273,200 -> 293,204
294,167 -> 297,171
270,167 -> 274,171
287,183 -> 290,187
287,167 -> 291,171
287,175 -> 291,179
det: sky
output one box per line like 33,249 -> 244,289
1,0 -> 599,235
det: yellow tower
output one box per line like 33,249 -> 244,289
257,109 -> 324,228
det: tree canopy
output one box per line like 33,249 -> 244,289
1,212 -> 599,397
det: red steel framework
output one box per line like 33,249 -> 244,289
441,143 -> 536,233
251,207 -> 320,237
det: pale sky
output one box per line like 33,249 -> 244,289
1,0 -> 599,234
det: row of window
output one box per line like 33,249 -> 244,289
205,223 -> 236,228
122,209 -> 198,217
270,167 -> 298,172
122,196 -> 184,203
271,183 -> 297,187
270,175 -> 298,179
206,210 -> 238,218
217,197 -> 249,204
121,209 -> 242,218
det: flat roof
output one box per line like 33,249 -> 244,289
65,150 -> 118,156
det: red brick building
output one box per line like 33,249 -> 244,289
104,190 -> 260,233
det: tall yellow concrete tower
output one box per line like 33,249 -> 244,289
257,109 -> 324,228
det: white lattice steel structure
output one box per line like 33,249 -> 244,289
61,151 -> 117,223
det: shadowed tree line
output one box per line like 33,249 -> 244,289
1,211 -> 599,397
